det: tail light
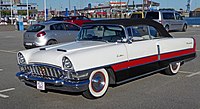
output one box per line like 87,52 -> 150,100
193,37 -> 196,52
37,31 -> 46,37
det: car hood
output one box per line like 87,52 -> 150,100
42,41 -> 110,52
25,41 -> 116,68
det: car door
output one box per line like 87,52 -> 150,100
175,12 -> 184,30
162,12 -> 176,30
49,23 -> 67,43
62,23 -> 80,42
116,25 -> 159,82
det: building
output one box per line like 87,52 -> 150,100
14,0 -> 20,4
190,8 -> 200,17
0,0 -> 37,19
1,0 -> 21,4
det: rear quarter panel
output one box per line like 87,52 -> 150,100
158,38 -> 195,65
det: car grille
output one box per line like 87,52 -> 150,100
19,64 -> 66,80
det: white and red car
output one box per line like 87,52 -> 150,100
16,19 -> 196,99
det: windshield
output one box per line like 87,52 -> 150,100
78,25 -> 126,42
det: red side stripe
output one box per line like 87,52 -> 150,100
111,55 -> 158,72
160,49 -> 195,60
111,48 -> 195,72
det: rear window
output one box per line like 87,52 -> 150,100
27,24 -> 45,32
163,13 -> 175,19
145,12 -> 159,19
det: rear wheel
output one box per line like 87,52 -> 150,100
47,40 -> 57,45
182,24 -> 187,32
164,62 -> 181,75
82,68 -> 109,99
165,25 -> 170,32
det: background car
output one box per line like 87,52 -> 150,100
49,16 -> 68,21
64,16 -> 92,26
23,21 -> 80,49
130,11 -> 145,19
145,9 -> 187,32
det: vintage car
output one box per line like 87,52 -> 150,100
16,19 -> 196,99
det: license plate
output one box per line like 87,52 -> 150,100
36,81 -> 45,90
25,43 -> 33,46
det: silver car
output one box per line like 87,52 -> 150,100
145,10 -> 187,32
23,21 -> 80,49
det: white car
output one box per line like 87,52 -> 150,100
16,19 -> 196,99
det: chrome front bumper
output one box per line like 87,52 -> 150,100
16,72 -> 89,92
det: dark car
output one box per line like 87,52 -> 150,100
49,16 -> 68,21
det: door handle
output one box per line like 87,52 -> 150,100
117,54 -> 124,57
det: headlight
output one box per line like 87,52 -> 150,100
17,52 -> 26,64
62,57 -> 89,80
62,57 -> 74,70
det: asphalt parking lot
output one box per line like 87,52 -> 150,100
0,27 -> 200,109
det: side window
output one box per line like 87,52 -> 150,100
175,13 -> 182,20
126,25 -> 160,41
132,28 -> 141,37
50,25 -> 55,30
50,23 -> 65,30
149,26 -> 159,38
126,27 -> 132,36
64,23 -> 80,31
163,13 -> 175,20
126,26 -> 141,37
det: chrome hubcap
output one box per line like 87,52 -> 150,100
91,72 -> 105,92
171,63 -> 179,70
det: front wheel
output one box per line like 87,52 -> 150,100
164,62 -> 181,75
82,68 -> 109,99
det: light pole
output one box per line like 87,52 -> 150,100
69,0 -> 71,10
0,0 -> 2,22
10,0 -> 13,24
120,0 -> 122,18
44,0 -> 46,21
26,0 -> 29,20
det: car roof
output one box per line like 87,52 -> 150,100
146,10 -> 176,13
83,19 -> 172,37
33,21 -> 79,26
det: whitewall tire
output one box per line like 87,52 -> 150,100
165,62 -> 181,75
83,68 -> 109,99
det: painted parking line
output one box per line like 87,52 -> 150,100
186,71 -> 200,77
0,49 -> 17,54
179,70 -> 193,74
0,94 -> 9,98
0,88 -> 15,98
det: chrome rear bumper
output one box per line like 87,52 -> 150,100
16,72 -> 89,92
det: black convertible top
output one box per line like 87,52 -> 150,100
83,19 -> 172,37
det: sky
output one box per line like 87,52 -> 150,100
20,0 -> 200,11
